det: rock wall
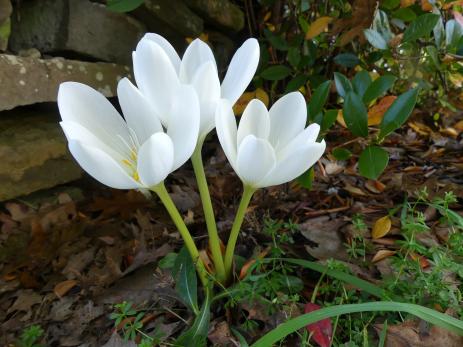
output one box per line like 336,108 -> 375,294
0,0 -> 246,201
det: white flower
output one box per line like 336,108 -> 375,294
132,33 -> 260,138
58,79 -> 199,189
215,92 -> 326,189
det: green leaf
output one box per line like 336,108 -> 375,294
363,75 -> 397,104
343,92 -> 368,137
231,328 -> 249,347
287,47 -> 301,67
364,29 -> 389,49
297,167 -> 314,190
352,71 -> 372,98
261,65 -> 291,81
334,72 -> 352,98
393,8 -> 417,22
332,148 -> 352,160
106,0 -> 145,12
308,80 -> 331,121
285,74 -> 308,93
358,146 -> 389,179
379,88 -> 418,139
264,29 -> 289,51
403,13 -> 440,42
251,302 -> 463,347
334,53 -> 360,68
321,109 -> 338,133
174,247 -> 199,315
175,286 -> 212,347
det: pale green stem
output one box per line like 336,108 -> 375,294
191,139 -> 226,283
152,182 -> 209,288
224,185 -> 257,281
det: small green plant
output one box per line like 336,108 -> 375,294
18,325 -> 44,347
345,214 -> 368,260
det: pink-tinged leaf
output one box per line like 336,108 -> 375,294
454,11 -> 463,28
304,303 -> 333,347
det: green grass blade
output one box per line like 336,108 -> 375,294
251,302 -> 463,347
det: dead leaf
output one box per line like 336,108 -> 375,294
372,249 -> 396,262
208,320 -> 233,346
305,17 -> 333,40
401,0 -> 415,7
54,279 -> 78,298
421,0 -> 433,11
239,247 -> 271,280
365,180 -> 386,194
233,88 -> 269,115
368,96 -> 397,126
372,216 -> 392,239
7,289 -> 42,313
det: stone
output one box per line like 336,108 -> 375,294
0,110 -> 81,201
135,0 -> 203,38
0,54 -> 131,111
187,0 -> 245,32
9,0 -> 145,64
0,0 -> 12,51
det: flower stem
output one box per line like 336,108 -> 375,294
191,140 -> 226,284
224,185 -> 256,282
152,182 -> 209,288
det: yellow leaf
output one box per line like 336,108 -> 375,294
372,249 -> 396,263
372,216 -> 392,239
233,88 -> 269,115
336,109 -> 347,127
400,0 -> 416,7
185,33 -> 209,44
305,16 -> 333,40
421,0 -> 433,11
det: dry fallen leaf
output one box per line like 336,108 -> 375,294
372,249 -> 396,263
401,0 -> 415,7
305,16 -> 333,40
233,88 -> 269,115
368,96 -> 397,126
54,279 -> 78,298
372,216 -> 392,239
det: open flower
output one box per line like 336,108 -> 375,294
215,92 -> 326,189
132,33 -> 259,139
58,79 -> 199,189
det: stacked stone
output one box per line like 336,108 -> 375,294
0,0 -> 245,201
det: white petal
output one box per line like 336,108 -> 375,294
137,132 -> 175,187
236,135 -> 276,187
268,92 -> 307,151
191,61 -> 221,136
215,99 -> 238,169
221,38 -> 260,105
140,33 -> 181,73
259,140 -> 326,188
117,78 -> 163,144
276,123 -> 321,160
179,39 -> 217,84
68,140 -> 140,189
60,121 -> 123,162
133,40 -> 180,123
237,99 -> 270,146
58,82 -> 130,146
166,85 -> 200,170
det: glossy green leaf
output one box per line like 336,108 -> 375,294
393,8 -> 416,22
173,247 -> 199,314
321,109 -> 338,133
363,75 -> 397,104
352,71 -> 372,98
332,148 -> 352,160
287,47 -> 301,67
379,88 -> 418,139
364,29 -> 388,49
264,29 -> 289,51
334,72 -> 352,98
261,65 -> 291,81
308,80 -> 331,120
403,13 -> 440,42
358,146 -> 389,180
251,302 -> 463,347
106,0 -> 144,12
285,74 -> 308,93
334,53 -> 360,68
343,92 -> 368,137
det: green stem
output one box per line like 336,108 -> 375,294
152,182 -> 209,288
191,139 -> 226,283
224,185 -> 256,281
